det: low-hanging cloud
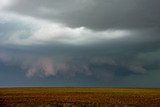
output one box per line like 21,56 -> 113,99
0,0 -> 160,87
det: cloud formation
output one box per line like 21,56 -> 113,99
0,0 -> 160,87
8,0 -> 160,30
0,12 -> 131,46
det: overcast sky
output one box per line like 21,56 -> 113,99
0,0 -> 160,87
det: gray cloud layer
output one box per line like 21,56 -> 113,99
0,0 -> 160,87
8,0 -> 160,30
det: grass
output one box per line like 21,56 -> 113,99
0,87 -> 160,107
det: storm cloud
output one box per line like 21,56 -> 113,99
0,0 -> 160,87
7,0 -> 160,30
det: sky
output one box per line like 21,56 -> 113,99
0,0 -> 160,87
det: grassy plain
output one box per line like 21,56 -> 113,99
0,87 -> 160,107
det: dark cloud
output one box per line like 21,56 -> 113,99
0,0 -> 160,87
9,0 -> 160,30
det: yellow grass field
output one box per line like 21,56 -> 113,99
0,87 -> 160,107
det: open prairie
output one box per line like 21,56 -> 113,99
0,87 -> 160,107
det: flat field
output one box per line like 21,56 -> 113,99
0,87 -> 160,107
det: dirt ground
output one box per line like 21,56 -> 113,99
0,87 -> 160,107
